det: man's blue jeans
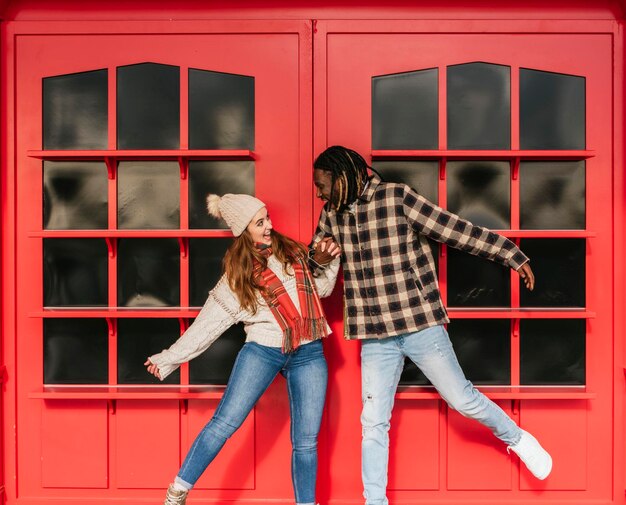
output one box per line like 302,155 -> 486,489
360,324 -> 522,505
177,340 -> 327,505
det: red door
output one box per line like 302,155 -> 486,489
314,20 -> 614,503
7,20 -> 313,504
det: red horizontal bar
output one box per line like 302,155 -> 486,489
493,230 -> 595,238
29,230 -> 234,238
395,386 -> 595,400
28,149 -> 254,160
447,309 -> 594,319
371,149 -> 594,160
30,385 -> 226,400
32,309 -> 202,318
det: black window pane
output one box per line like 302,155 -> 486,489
520,161 -> 585,230
189,69 -> 254,150
448,319 -> 510,385
118,239 -> 180,307
189,323 -> 246,384
447,161 -> 510,229
117,319 -> 180,384
43,69 -> 108,150
520,69 -> 585,150
189,161 -> 255,229
519,238 -> 585,308
399,359 -> 431,386
520,319 -> 585,385
189,239 -> 232,306
372,69 -> 438,150
447,248 -> 510,307
44,161 -> 108,230
117,63 -> 180,149
44,318 -> 108,384
118,161 -> 180,229
447,63 -> 510,150
44,239 -> 108,307
372,161 -> 438,203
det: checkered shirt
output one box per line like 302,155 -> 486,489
310,174 -> 529,340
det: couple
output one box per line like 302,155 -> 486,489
146,146 -> 553,505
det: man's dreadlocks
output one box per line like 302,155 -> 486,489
313,146 -> 370,213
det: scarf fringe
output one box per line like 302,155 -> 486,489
282,317 -> 328,353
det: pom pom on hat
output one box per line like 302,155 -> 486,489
205,193 -> 266,237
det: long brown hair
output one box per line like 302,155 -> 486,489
223,229 -> 308,313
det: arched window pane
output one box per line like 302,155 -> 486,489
372,161 -> 438,203
520,69 -> 585,150
372,69 -> 438,150
117,63 -> 180,149
189,323 -> 246,385
447,63 -> 510,150
43,69 -> 108,150
189,69 -> 254,150
189,238 -> 232,306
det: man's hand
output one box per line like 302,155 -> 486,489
517,262 -> 535,291
312,237 -> 341,266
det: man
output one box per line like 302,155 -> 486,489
309,145 -> 552,505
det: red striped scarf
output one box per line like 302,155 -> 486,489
254,245 -> 328,353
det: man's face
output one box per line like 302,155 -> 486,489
313,169 -> 335,208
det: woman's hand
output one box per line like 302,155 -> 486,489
312,237 -> 342,265
144,358 -> 162,380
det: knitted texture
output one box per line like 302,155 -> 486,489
206,193 -> 265,236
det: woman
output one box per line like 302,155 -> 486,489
145,193 -> 341,505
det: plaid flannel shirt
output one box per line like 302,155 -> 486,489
310,174 -> 529,340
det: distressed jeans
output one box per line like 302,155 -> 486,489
177,339 -> 327,505
360,324 -> 522,505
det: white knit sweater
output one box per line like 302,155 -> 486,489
149,255 -> 341,380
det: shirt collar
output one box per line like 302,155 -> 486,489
358,174 -> 381,203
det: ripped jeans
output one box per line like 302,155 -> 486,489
360,325 -> 521,505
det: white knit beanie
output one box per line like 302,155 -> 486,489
206,193 -> 266,237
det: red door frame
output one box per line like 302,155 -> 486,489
0,11 -> 624,505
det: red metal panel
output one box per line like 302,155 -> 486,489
185,399 -> 255,490
446,402 -> 513,490
115,400 -> 180,489
388,401 -> 440,490
41,400 -> 108,488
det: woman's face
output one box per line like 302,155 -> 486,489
246,206 -> 273,245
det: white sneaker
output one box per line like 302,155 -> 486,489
507,429 -> 553,480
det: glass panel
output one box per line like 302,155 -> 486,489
519,238 -> 585,307
447,248 -> 510,307
447,161 -> 510,229
399,359 -> 431,386
117,63 -> 180,149
43,161 -> 108,230
44,239 -> 108,307
448,319 -> 510,385
43,69 -> 108,150
520,161 -> 585,230
447,63 -> 510,150
189,69 -> 254,150
117,318 -> 180,384
189,323 -> 246,384
44,318 -> 108,384
520,69 -> 585,150
118,239 -> 180,307
118,161 -> 180,229
189,239 -> 233,306
372,69 -> 438,150
520,319 -> 585,385
188,161 -> 255,229
372,161 -> 438,203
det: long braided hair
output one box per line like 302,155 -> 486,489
313,146 -> 371,213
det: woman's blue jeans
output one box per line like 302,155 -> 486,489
177,339 -> 327,504
360,325 -> 522,505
